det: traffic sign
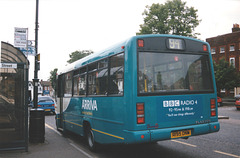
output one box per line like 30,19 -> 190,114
19,46 -> 36,56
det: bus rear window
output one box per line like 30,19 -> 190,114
138,52 -> 213,95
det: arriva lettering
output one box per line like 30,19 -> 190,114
82,99 -> 98,111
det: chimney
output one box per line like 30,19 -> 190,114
232,24 -> 240,32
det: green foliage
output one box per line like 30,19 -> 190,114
214,59 -> 240,92
137,0 -> 201,38
49,68 -> 58,91
67,50 -> 94,64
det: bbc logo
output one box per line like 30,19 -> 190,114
163,100 -> 180,107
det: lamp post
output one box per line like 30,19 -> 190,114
29,0 -> 45,143
33,0 -> 39,108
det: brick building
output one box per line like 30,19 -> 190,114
206,24 -> 240,96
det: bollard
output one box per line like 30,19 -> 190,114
29,108 -> 45,143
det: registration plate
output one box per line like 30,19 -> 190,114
45,109 -> 51,111
171,130 -> 191,138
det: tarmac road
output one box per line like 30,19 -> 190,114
0,106 -> 239,158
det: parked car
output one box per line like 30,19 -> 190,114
29,96 -> 55,113
217,96 -> 223,107
235,95 -> 240,110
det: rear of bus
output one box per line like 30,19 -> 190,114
126,35 -> 219,143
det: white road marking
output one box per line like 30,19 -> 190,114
45,123 -> 95,158
171,140 -> 197,147
214,150 -> 240,158
45,123 -> 62,136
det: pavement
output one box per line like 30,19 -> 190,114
0,124 -> 93,158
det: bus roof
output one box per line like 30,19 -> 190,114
58,38 -> 129,75
58,34 -> 207,75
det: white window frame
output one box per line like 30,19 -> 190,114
211,48 -> 216,54
230,45 -> 235,52
230,57 -> 235,68
220,47 -> 225,53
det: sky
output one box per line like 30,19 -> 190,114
0,0 -> 239,80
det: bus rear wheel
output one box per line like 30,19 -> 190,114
86,127 -> 98,152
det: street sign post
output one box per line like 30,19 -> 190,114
14,27 -> 28,48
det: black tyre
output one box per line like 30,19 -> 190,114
86,127 -> 98,152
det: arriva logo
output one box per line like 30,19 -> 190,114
82,99 -> 98,111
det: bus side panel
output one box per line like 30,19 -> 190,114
56,97 -> 70,130
63,97 -> 84,136
58,96 -> 127,144
88,97 -> 126,144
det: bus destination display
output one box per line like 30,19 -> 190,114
168,38 -> 184,50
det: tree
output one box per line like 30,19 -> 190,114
214,59 -> 240,93
49,68 -> 58,92
137,0 -> 201,38
67,50 -> 93,64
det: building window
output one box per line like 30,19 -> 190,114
211,48 -> 216,54
230,45 -> 235,52
220,47 -> 225,53
230,57 -> 235,68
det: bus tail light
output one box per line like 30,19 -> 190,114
210,99 -> 216,117
138,39 -> 144,47
203,44 -> 208,51
137,103 -> 145,124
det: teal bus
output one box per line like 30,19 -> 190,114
55,34 -> 220,151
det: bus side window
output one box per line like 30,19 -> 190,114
73,75 -> 79,96
64,72 -> 72,97
79,74 -> 86,95
96,59 -> 108,95
109,53 -> 124,95
73,67 -> 87,96
88,63 -> 97,95
88,72 -> 96,95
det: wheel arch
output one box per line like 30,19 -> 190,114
83,120 -> 91,137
